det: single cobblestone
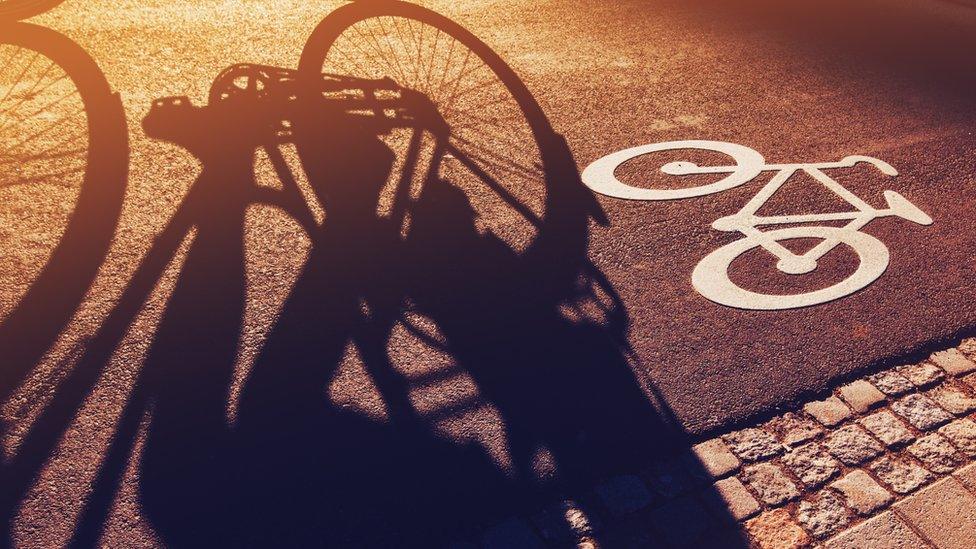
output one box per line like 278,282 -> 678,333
746,508 -> 810,549
959,338 -> 976,358
824,425 -> 884,465
890,393 -> 953,430
939,419 -> 976,457
706,477 -> 761,521
930,348 -> 976,376
867,371 -> 914,396
594,474 -> 652,517
859,410 -> 914,448
765,412 -> 823,447
781,442 -> 841,488
831,470 -> 893,516
741,463 -> 800,506
897,362 -> 945,388
530,501 -> 598,542
804,396 -> 853,427
907,433 -> 965,474
839,380 -> 886,413
928,385 -> 976,416
823,511 -> 928,549
796,491 -> 850,539
678,452 -> 713,485
691,438 -> 740,479
956,462 -> 976,492
869,456 -> 934,494
722,428 -> 782,462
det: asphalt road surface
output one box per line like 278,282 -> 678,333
3,0 -> 976,545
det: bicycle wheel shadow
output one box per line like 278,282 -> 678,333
0,22 -> 128,423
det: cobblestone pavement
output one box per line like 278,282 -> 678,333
458,340 -> 976,548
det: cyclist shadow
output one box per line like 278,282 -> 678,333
82,74 -> 747,547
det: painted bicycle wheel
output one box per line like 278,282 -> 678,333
691,226 -> 889,310
583,140 -> 766,201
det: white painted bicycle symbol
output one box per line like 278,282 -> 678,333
582,140 -> 934,310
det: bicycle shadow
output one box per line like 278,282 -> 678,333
98,68 -> 747,547
3,60 -> 747,549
